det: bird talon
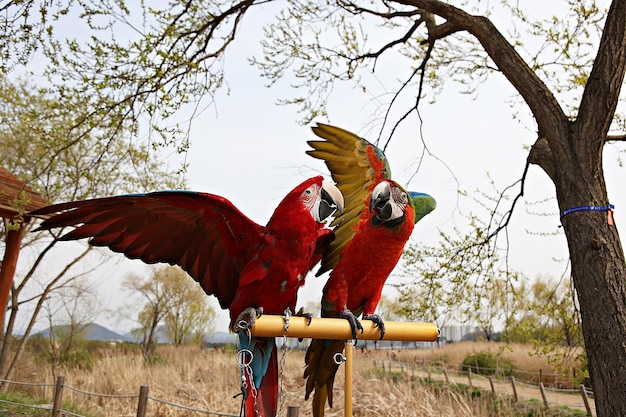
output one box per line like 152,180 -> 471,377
295,307 -> 314,325
339,309 -> 363,340
363,313 -> 386,339
232,307 -> 264,333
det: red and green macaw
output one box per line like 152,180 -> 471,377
29,175 -> 344,417
303,124 -> 436,417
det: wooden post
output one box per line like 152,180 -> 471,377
510,376 -> 518,402
539,382 -> 549,409
136,385 -> 149,417
579,384 -> 593,416
287,406 -> 299,417
0,224 -> 26,332
488,376 -> 495,393
467,369 -> 473,388
344,342 -> 353,417
51,376 -> 65,417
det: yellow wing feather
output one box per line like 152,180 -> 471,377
307,123 -> 391,275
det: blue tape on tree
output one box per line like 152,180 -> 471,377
560,204 -> 615,219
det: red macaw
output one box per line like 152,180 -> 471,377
303,124 -> 436,417
29,175 -> 344,417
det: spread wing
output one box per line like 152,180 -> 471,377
307,123 -> 391,275
31,191 -> 265,309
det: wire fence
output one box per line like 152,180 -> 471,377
373,357 -> 595,416
0,376 -> 240,417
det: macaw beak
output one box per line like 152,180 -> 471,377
371,181 -> 394,221
318,181 -> 344,221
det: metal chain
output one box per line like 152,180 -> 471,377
236,327 -> 261,417
277,307 -> 291,417
235,309 -> 292,417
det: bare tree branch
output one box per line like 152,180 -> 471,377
575,0 -> 626,157
420,21 -> 461,43
350,18 -> 424,63
392,0 -> 568,151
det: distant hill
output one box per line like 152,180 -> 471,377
122,327 -> 238,345
37,323 -> 134,342
37,323 -> 238,345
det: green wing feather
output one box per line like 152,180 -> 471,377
307,123 -> 392,276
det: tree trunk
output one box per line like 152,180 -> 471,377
142,316 -> 160,359
553,1 -> 626,414
557,163 -> 626,417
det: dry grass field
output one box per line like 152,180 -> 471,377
394,341 -> 557,379
7,341 -> 583,417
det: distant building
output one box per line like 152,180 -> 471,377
440,325 -> 480,342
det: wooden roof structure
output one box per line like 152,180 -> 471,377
0,167 -> 49,219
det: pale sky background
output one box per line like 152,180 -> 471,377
14,1 -> 625,334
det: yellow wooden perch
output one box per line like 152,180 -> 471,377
250,314 -> 439,341
249,315 -> 439,417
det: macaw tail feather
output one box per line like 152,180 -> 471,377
312,384 -> 330,417
304,338 -> 345,417
239,335 -> 278,417
260,347 -> 278,417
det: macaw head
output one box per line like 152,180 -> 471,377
370,180 -> 435,225
297,176 -> 344,222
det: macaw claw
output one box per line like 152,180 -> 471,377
363,313 -> 386,339
339,308 -> 363,340
295,307 -> 314,326
233,307 -> 264,333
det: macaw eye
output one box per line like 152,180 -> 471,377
392,187 -> 408,206
301,186 -> 317,203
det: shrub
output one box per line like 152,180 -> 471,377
461,350 -> 514,376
